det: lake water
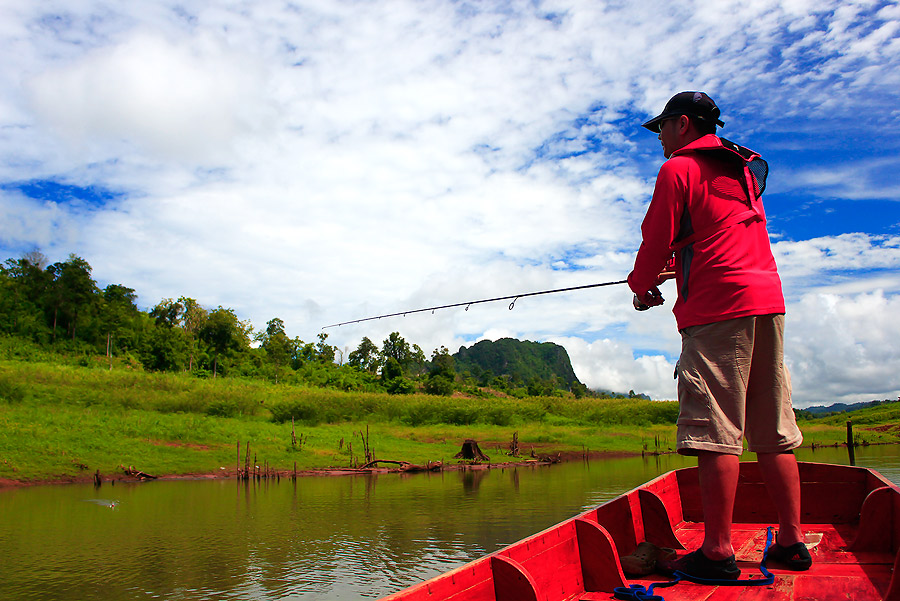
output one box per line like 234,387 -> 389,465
1,445 -> 898,601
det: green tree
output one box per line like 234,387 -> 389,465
180,297 -> 207,372
348,337 -> 380,372
315,332 -> 335,363
149,298 -> 184,328
386,375 -> 415,394
571,381 -> 590,399
260,317 -> 294,380
149,297 -> 208,371
198,306 -> 251,377
47,254 -> 98,342
380,332 -> 411,366
381,357 -> 403,381
408,343 -> 427,375
527,376 -> 557,397
98,284 -> 139,359
140,320 -> 190,371
0,252 -> 51,340
292,339 -> 317,367
424,346 -> 455,396
381,357 -> 414,394
429,346 -> 455,377
380,331 -> 427,375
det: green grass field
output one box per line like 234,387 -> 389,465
1,360 -> 898,483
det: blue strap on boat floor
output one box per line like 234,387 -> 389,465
613,578 -> 681,601
613,527 -> 776,601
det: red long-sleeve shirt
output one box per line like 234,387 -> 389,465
628,135 -> 784,330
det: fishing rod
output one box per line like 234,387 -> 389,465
322,278 -> 629,329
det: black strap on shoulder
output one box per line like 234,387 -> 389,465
714,137 -> 768,196
691,137 -> 768,197
670,138 -> 768,252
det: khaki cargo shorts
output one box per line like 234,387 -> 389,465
676,314 -> 802,456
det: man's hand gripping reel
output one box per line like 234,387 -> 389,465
633,287 -> 665,311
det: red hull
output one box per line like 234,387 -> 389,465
381,462 -> 900,601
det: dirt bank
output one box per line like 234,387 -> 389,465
0,448 -> 648,489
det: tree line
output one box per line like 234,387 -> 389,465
0,252 -> 585,397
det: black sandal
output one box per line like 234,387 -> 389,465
657,549 -> 741,580
766,541 -> 812,571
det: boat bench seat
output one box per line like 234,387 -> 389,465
381,463 -> 900,601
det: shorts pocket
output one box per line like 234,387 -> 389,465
676,366 -> 711,427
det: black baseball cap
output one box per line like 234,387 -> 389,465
641,91 -> 725,133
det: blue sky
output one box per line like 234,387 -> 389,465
1,0 -> 899,406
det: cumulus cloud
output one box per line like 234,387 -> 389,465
778,157 -> 900,201
26,31 -> 271,163
1,0 -> 899,408
550,335 -> 678,400
774,234 -> 900,298
0,191 -> 79,248
787,290 -> 900,405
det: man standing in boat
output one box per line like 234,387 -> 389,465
627,91 -> 812,579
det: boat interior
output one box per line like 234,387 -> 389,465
384,462 -> 900,601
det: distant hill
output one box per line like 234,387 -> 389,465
802,398 -> 900,417
453,338 -> 582,390
595,389 -> 652,401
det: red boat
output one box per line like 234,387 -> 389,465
381,462 -> 899,601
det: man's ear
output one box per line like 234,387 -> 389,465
677,115 -> 690,134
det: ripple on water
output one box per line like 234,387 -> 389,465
3,448 -> 899,601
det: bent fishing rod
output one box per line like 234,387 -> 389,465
322,278 -> 629,329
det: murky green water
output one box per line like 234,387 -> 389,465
1,446 -> 897,600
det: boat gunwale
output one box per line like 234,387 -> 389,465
379,462 -> 900,601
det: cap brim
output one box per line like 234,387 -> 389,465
641,112 -> 677,133
641,115 -> 666,133
641,113 -> 725,133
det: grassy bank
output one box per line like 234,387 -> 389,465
1,360 -> 898,484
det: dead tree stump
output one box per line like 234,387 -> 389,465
507,431 -> 519,457
455,439 -> 489,462
119,465 -> 157,480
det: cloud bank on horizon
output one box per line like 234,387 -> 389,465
1,0 -> 899,407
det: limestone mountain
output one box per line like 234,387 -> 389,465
452,338 -> 582,390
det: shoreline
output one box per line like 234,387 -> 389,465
0,449 -> 643,489
0,440 -> 884,490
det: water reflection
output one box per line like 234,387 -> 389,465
0,445 -> 896,600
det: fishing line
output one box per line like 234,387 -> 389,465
322,279 -> 628,329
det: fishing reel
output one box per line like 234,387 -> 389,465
633,288 -> 664,311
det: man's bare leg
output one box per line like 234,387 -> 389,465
757,450 -> 803,546
697,451 -> 740,560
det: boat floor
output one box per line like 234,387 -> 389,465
578,522 -> 894,601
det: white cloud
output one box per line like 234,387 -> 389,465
550,335 -> 678,400
778,157 -> 900,201
25,32 -> 272,163
0,191 -> 79,248
1,0 -> 899,410
774,234 -> 900,300
786,290 -> 900,405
